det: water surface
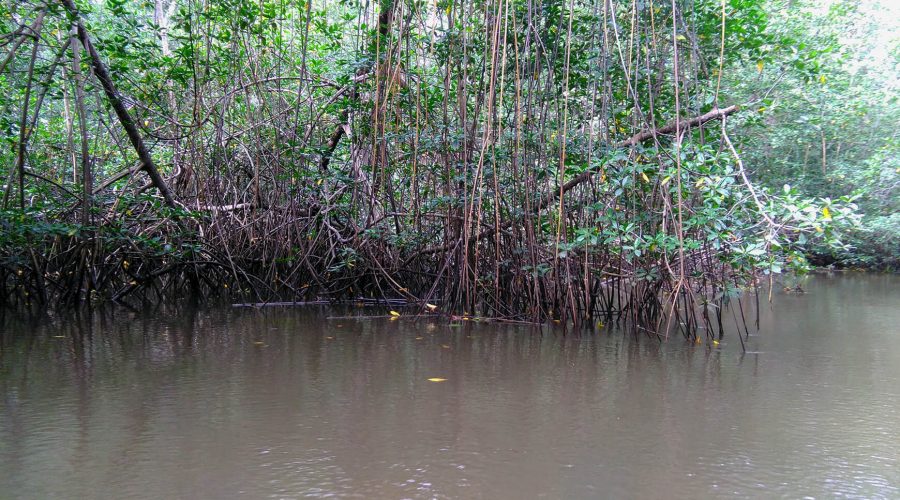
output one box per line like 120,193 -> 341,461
1,274 -> 898,498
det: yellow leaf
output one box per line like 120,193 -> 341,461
661,176 -> 671,186
757,60 -> 764,73
641,172 -> 650,183
822,206 -> 832,220
427,378 -> 447,382
712,340 -> 720,346
316,178 -> 323,186
757,106 -> 766,113
819,74 -> 827,84
389,310 -> 401,317
441,344 -> 450,349
425,303 -> 438,311
676,34 -> 687,41
415,336 -> 424,340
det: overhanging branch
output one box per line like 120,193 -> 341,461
405,105 -> 741,263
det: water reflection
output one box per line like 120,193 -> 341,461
1,274 -> 898,498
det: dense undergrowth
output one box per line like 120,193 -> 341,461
1,0 -> 894,338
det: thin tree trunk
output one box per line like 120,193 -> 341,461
59,0 -> 178,209
0,9 -> 45,76
2,8 -> 44,209
71,30 -> 92,225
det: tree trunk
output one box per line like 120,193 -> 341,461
59,0 -> 178,209
2,8 -> 44,209
72,29 -> 91,225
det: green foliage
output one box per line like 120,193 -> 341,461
721,0 -> 899,270
0,0 -> 892,321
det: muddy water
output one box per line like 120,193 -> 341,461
1,274 -> 898,498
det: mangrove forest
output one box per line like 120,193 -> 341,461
1,0 -> 897,337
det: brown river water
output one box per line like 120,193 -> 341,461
1,273 -> 898,499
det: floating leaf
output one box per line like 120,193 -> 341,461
427,378 -> 447,382
425,303 -> 438,311
389,310 -> 401,317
